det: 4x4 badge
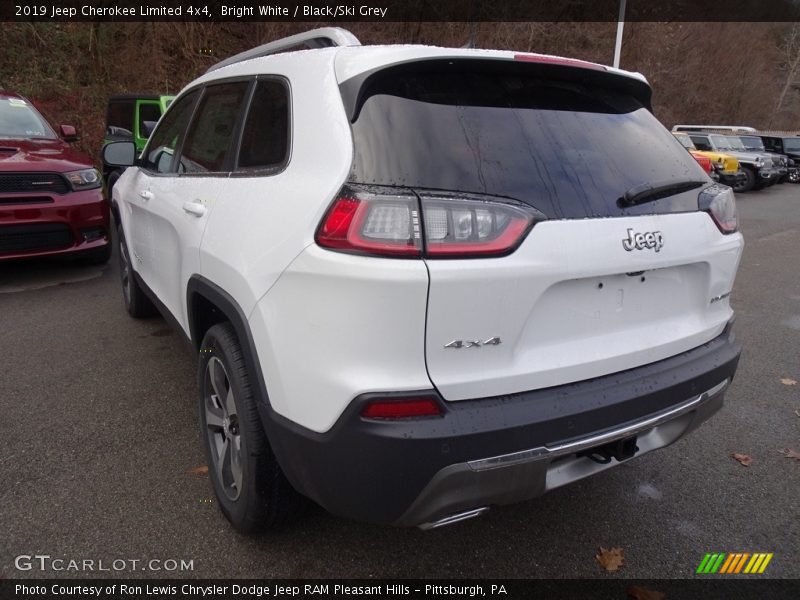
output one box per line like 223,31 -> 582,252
622,228 -> 663,252
444,337 -> 501,349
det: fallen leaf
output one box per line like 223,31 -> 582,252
778,448 -> 800,461
596,546 -> 625,571
188,465 -> 209,475
731,453 -> 753,466
780,378 -> 797,386
627,586 -> 665,600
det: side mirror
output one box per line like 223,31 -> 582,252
60,124 -> 79,142
102,141 -> 136,167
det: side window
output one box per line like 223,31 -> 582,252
107,100 -> 134,137
690,136 -> 711,151
141,90 -> 198,174
138,102 -> 162,139
179,82 -> 249,174
237,79 -> 290,171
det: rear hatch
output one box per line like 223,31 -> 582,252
343,57 -> 743,400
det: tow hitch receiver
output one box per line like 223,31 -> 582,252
579,435 -> 639,464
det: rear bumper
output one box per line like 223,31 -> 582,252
0,189 -> 109,260
262,324 -> 741,527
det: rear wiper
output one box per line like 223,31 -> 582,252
618,179 -> 706,207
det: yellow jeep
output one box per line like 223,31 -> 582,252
673,132 -> 744,187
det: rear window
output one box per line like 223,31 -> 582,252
348,62 -> 705,219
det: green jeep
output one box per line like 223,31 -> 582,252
102,94 -> 173,194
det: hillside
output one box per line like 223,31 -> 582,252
1,22 -> 798,159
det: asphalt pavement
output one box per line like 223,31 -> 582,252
1,184 -> 798,580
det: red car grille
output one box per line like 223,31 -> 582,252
0,223 -> 73,253
0,173 -> 70,194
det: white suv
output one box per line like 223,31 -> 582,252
103,27 -> 743,532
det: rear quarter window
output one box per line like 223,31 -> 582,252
236,79 -> 290,171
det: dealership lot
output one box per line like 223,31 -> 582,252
1,185 -> 798,579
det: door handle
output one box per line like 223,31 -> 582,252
139,190 -> 153,201
182,200 -> 206,217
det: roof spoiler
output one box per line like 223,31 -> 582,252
206,27 -> 361,73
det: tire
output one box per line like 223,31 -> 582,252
106,170 -> 120,199
198,322 -> 302,532
117,223 -> 157,318
733,167 -> 755,193
790,170 -> 800,184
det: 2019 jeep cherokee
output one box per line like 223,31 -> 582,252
103,28 -> 743,531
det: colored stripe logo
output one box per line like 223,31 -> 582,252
696,552 -> 773,574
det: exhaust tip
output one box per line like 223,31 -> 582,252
418,507 -> 490,530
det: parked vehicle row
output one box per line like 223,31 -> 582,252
672,125 -> 800,193
673,132 -> 744,188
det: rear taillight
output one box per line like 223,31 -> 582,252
699,185 -> 738,234
316,185 -> 543,258
315,188 -> 422,257
360,397 -> 443,419
420,194 -> 538,257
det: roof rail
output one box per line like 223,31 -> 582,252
672,125 -> 756,133
206,27 -> 361,73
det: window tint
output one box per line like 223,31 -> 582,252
782,138 -> 800,152
0,97 -> 55,139
762,138 -> 779,152
237,80 -> 290,170
350,62 -> 705,219
675,135 -> 695,150
107,100 -> 134,136
739,136 -> 764,151
141,90 -> 198,174
690,136 -> 712,151
180,82 -> 249,173
138,102 -> 162,139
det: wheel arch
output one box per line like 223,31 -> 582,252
186,276 -> 275,418
186,275 -> 308,495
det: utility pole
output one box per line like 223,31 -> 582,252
613,0 -> 627,68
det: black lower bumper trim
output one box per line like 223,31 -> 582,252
261,326 -> 741,525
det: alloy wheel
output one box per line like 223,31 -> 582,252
204,356 -> 243,501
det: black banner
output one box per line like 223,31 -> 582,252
3,0 -> 800,23
1,580 -> 799,600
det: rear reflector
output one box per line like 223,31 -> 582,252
361,397 -> 443,419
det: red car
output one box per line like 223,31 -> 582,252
0,91 -> 110,263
